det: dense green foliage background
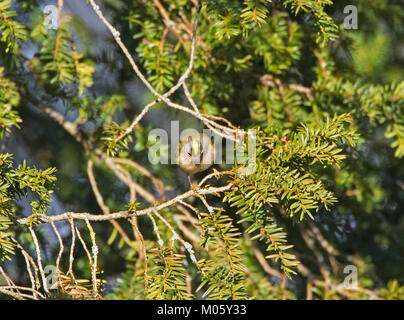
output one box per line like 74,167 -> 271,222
1,0 -> 404,300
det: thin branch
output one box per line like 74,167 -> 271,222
88,0 -> 244,143
75,226 -> 93,266
130,215 -> 149,291
103,158 -> 150,290
173,214 -> 201,244
87,159 -> 110,215
111,157 -> 165,198
88,158 -> 136,248
0,267 -> 21,297
86,219 -> 99,299
153,209 -> 201,273
23,91 -> 90,151
11,237 -> 40,295
147,212 -> 163,246
67,218 -> 77,284
182,83 -> 240,142
0,288 -> 26,300
28,226 -> 49,293
18,184 -> 235,225
0,285 -> 46,299
251,246 -> 283,279
50,221 -> 64,287
88,0 -> 202,143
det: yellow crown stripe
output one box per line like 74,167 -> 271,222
191,138 -> 199,155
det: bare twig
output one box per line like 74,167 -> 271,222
87,159 -> 136,248
50,221 -> 64,288
0,267 -> 21,298
153,209 -> 201,273
111,157 -> 165,199
85,219 -> 99,299
147,212 -> 163,246
0,285 -> 46,299
87,159 -> 110,215
88,0 -> 244,144
18,184 -> 235,226
182,83 -> 240,142
173,214 -> 201,244
28,227 -> 49,293
11,238 -> 40,296
23,92 -> 90,151
251,246 -> 283,279
67,217 -> 77,284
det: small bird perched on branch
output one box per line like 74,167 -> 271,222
177,132 -> 215,181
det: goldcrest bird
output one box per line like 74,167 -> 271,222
177,132 -> 215,175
